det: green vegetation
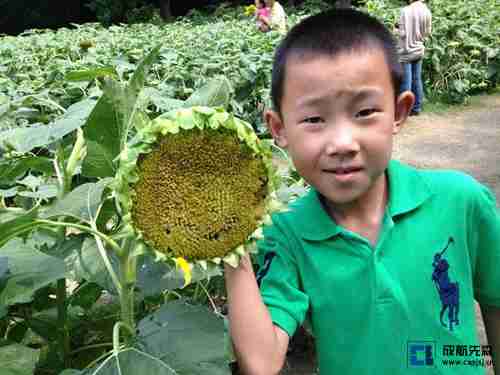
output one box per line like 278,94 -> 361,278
367,0 -> 500,104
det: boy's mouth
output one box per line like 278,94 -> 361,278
324,166 -> 363,175
323,166 -> 364,182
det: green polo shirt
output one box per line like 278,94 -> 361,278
257,160 -> 500,374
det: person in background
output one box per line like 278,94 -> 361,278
396,0 -> 432,116
255,0 -> 272,32
256,0 -> 287,35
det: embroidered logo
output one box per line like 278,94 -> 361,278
431,237 -> 460,331
256,252 -> 276,287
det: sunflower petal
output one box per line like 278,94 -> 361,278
175,257 -> 192,287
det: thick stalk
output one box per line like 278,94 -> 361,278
55,143 -> 71,366
56,278 -> 71,367
118,238 -> 137,343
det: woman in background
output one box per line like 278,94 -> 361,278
255,0 -> 287,34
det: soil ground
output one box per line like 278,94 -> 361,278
281,94 -> 500,375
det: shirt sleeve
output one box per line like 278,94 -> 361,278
270,3 -> 286,33
470,183 -> 500,307
256,217 -> 310,337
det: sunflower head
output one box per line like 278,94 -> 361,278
244,4 -> 257,16
115,107 -> 280,268
79,40 -> 95,50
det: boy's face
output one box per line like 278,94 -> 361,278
266,49 -> 413,209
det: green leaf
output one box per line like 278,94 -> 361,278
81,89 -> 122,178
0,209 -> 40,248
44,235 -> 85,278
129,45 -> 162,98
184,76 -> 233,109
65,67 -> 118,82
142,88 -> 185,112
0,156 -> 53,186
18,184 -> 58,199
0,343 -> 40,375
41,178 -> 112,221
122,45 -> 161,143
0,99 -> 96,153
27,306 -> 85,341
17,175 -> 42,190
89,348 -> 177,375
65,237 -> 119,294
95,198 -> 118,233
58,370 -> 85,375
0,187 -> 18,198
0,238 -> 66,308
25,312 -> 59,342
6,321 -> 29,343
59,370 -> 84,375
0,256 -> 8,279
137,300 -> 230,375
136,255 -> 183,294
82,46 -> 160,177
69,282 -> 103,309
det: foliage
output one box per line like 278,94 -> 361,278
126,4 -> 164,24
0,0 -> 497,139
0,47 -> 231,375
85,0 -> 150,25
365,0 -> 500,103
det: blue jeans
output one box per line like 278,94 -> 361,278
401,59 -> 423,113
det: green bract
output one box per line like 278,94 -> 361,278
115,106 -> 281,268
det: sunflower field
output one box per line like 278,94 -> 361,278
0,0 -> 498,374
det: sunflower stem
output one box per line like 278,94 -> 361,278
118,237 -> 137,344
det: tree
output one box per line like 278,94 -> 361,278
335,0 -> 351,7
158,0 -> 172,20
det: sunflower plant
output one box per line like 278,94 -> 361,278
0,45 -> 281,374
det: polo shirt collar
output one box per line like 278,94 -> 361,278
294,160 -> 433,241
292,187 -> 341,241
386,159 -> 433,217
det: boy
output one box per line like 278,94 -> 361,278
225,8 -> 500,375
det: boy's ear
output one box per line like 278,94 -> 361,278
393,91 -> 415,134
264,109 -> 288,148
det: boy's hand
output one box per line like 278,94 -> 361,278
480,304 -> 500,370
225,254 -> 289,374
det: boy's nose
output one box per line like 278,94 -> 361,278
324,125 -> 360,156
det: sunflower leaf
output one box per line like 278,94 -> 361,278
184,76 -> 232,109
137,300 -> 229,374
0,99 -> 96,153
0,238 -> 66,308
0,343 -> 40,375
40,178 -> 112,222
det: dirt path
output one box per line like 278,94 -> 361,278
393,94 -> 500,202
282,94 -> 500,375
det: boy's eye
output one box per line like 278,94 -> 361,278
302,116 -> 323,124
356,108 -> 378,118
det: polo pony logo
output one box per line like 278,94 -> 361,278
432,237 -> 460,331
256,252 -> 276,287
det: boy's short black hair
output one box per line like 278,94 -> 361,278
271,8 -> 403,115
